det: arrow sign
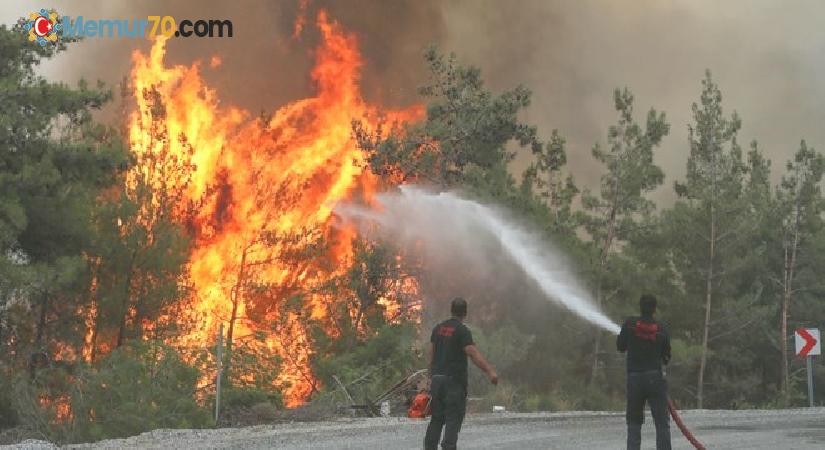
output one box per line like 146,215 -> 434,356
795,328 -> 821,357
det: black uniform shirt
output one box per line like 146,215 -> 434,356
430,318 -> 474,386
617,316 -> 671,373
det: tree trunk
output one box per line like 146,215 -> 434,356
697,205 -> 715,409
589,282 -> 605,385
116,269 -> 134,349
134,302 -> 146,341
353,307 -> 364,334
225,243 -> 249,383
85,299 -> 99,363
34,290 -> 49,348
780,255 -> 791,397
116,313 -> 127,349
85,262 -> 100,363
0,292 -> 6,349
89,314 -> 99,363
780,205 -> 801,397
590,184 -> 619,385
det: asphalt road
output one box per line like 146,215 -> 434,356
6,408 -> 824,449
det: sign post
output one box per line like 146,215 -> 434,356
215,323 -> 224,425
795,328 -> 820,407
807,355 -> 814,408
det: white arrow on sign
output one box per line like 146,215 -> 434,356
795,328 -> 821,357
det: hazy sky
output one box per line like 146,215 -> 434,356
4,1 -> 825,202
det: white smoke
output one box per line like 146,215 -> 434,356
336,185 -> 621,334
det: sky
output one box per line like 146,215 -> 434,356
4,1 -> 825,202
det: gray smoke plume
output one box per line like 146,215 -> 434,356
3,0 -> 823,196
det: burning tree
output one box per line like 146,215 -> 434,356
125,11 -> 422,406
86,85 -> 194,359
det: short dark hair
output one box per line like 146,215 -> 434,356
451,297 -> 468,318
640,294 -> 657,317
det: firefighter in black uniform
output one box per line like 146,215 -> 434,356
424,297 -> 497,450
617,294 -> 672,450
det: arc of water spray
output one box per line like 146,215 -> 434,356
338,186 -> 621,335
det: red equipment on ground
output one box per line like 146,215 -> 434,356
407,390 -> 432,418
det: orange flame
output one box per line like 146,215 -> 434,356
128,11 -> 421,405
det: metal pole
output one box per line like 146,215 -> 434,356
807,355 -> 814,408
215,323 -> 224,425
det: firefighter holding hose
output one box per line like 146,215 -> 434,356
617,294 -> 672,450
424,297 -> 498,450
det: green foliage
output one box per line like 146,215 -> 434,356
521,381 -> 624,412
0,373 -> 17,429
86,84 -> 193,351
764,140 -> 825,397
223,332 -> 284,397
220,386 -> 282,411
312,323 -> 420,404
0,24 -> 124,366
345,240 -> 404,333
579,87 -> 669,384
521,130 -> 580,236
67,341 -> 210,443
581,87 -> 669,246
663,71 -> 771,407
355,46 -> 541,190
676,72 -> 746,201
468,322 -> 533,393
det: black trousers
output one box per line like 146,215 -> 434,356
424,375 -> 467,450
626,370 -> 671,450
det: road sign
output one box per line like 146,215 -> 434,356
795,328 -> 820,408
795,328 -> 820,357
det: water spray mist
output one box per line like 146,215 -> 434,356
338,186 -> 621,334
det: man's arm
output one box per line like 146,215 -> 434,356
464,344 -> 498,385
617,320 -> 629,353
661,325 -> 672,365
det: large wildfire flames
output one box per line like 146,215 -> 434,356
127,11 -> 421,405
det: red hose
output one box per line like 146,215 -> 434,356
667,399 -> 706,450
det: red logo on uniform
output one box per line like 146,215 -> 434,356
437,326 -> 455,337
633,321 -> 658,341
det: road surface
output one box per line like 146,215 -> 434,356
6,408 -> 824,449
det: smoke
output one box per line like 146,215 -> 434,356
4,0 -> 824,197
337,186 -> 621,334
438,0 -> 825,201
1,0 -> 445,114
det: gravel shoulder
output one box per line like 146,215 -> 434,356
4,408 -> 824,449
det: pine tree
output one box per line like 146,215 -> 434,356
0,24 -> 122,361
522,130 -> 579,236
672,71 -> 749,408
581,87 -> 669,383
774,141 -> 825,397
354,47 -> 542,191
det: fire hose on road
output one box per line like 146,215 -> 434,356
668,399 -> 706,450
